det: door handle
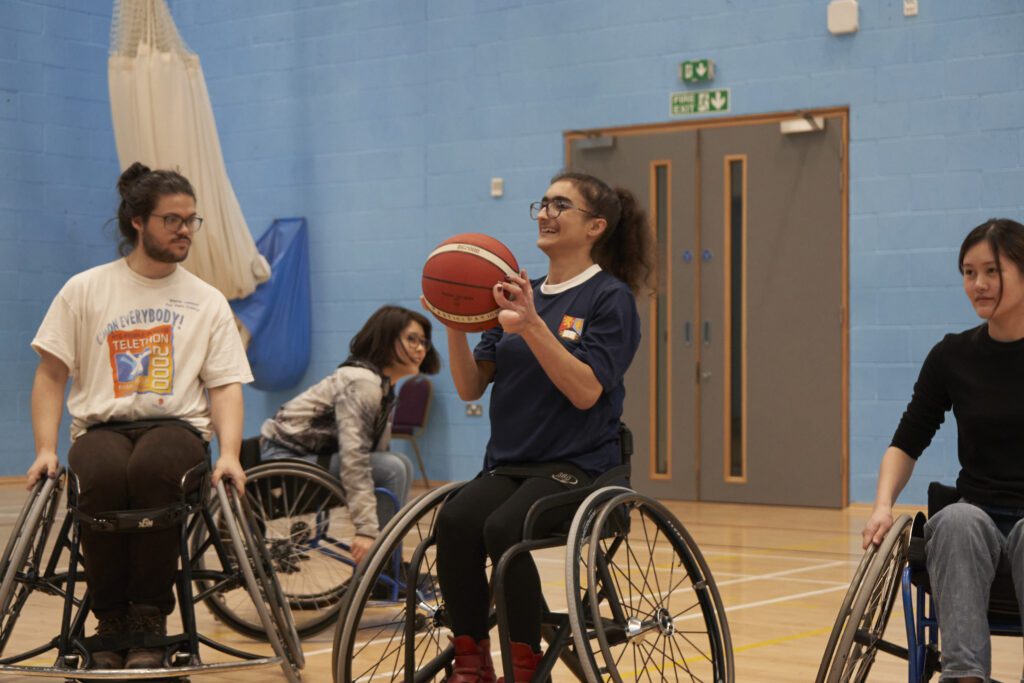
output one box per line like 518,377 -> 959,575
703,321 -> 711,345
684,321 -> 692,346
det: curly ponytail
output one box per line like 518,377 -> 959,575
115,162 -> 195,256
550,171 -> 652,293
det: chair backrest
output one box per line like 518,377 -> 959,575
393,376 -> 433,431
927,481 -> 959,518
618,422 -> 633,467
240,436 -> 263,470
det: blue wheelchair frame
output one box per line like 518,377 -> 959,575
819,485 -> 1024,683
249,456 -> 409,604
900,526 -> 1023,683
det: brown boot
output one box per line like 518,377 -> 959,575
446,635 -> 496,683
497,641 -> 543,683
91,614 -> 127,669
124,604 -> 166,669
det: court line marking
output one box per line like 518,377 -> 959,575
533,548 -> 860,566
732,624 -> 833,653
713,560 -> 850,588
331,582 -> 854,683
678,583 -> 850,622
713,571 -> 849,586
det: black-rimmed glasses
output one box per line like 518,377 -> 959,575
150,213 -> 204,233
529,198 -> 600,220
403,333 -> 431,351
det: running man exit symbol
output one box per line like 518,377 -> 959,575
670,88 -> 730,116
680,59 -> 715,83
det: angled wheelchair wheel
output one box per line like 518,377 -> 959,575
565,486 -> 633,681
814,540 -> 877,682
332,482 -> 462,683
0,473 -> 65,658
198,462 -> 353,638
214,482 -> 303,683
568,490 -> 733,683
817,514 -> 912,683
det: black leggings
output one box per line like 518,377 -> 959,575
68,424 -> 207,619
434,473 -> 570,650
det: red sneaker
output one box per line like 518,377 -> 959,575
446,635 -> 496,683
496,641 -> 543,683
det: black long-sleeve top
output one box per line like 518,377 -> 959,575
891,324 -> 1024,508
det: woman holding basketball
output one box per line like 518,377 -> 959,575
429,171 -> 650,682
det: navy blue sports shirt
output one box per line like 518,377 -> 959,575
474,266 -> 641,476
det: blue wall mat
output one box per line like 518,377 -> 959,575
232,217 -> 312,391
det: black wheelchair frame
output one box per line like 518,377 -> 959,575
331,426 -> 734,683
0,465 -> 303,682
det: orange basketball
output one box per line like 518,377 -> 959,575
422,233 -> 520,332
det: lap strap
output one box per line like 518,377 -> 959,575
73,503 -> 192,533
488,462 -> 592,489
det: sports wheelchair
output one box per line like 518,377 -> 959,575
817,482 -> 1023,683
0,463 -> 303,682
205,440 -> 405,639
331,426 -> 734,683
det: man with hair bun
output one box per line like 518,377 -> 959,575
26,162 -> 252,670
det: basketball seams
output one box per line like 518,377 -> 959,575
426,243 -> 518,279
421,275 -> 496,291
421,297 -> 501,325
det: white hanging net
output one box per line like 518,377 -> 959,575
108,0 -> 270,300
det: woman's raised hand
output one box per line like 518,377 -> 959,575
494,270 -> 539,334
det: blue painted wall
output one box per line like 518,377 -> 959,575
3,0 -> 1023,506
0,1 -> 119,473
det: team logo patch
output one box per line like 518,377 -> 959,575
552,472 -> 579,486
107,325 -> 174,398
557,315 -> 584,342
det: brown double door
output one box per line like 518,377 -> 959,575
568,111 -> 847,507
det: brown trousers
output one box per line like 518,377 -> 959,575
68,423 -> 206,618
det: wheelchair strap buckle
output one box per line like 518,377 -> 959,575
73,504 -> 189,533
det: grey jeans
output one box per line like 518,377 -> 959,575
924,501 -> 1024,682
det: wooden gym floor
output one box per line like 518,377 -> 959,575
0,480 -> 1020,682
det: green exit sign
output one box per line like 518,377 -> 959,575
670,88 -> 730,116
679,59 -> 715,83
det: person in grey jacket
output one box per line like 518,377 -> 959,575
259,305 -> 440,563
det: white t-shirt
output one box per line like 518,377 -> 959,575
31,259 -> 253,441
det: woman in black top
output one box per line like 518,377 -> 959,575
862,218 -> 1024,683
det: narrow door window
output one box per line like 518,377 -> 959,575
725,156 -> 746,481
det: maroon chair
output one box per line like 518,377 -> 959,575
391,375 -> 433,488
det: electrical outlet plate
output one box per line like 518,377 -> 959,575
903,0 -> 918,16
465,403 -> 483,417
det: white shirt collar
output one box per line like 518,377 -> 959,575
540,263 -> 602,295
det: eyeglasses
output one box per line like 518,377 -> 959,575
529,198 -> 600,220
150,213 -> 204,233
403,333 -> 431,351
